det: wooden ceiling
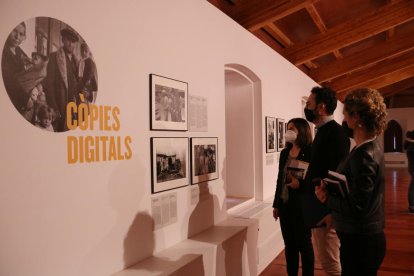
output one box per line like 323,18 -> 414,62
208,0 -> 414,108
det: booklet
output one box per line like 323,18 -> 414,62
323,170 -> 349,198
287,160 -> 309,180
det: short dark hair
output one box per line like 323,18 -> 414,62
311,86 -> 337,115
287,118 -> 312,148
406,130 -> 414,140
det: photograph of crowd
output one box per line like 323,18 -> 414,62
1,17 -> 98,132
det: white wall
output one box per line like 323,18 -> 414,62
0,0 -> 318,275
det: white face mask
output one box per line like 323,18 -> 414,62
285,130 -> 297,143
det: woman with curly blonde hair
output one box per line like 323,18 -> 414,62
316,88 -> 387,276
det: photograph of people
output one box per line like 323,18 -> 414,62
154,85 -> 185,123
1,17 -> 98,132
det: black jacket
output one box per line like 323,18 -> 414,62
327,139 -> 385,234
273,144 -> 311,209
405,140 -> 414,173
307,119 -> 350,185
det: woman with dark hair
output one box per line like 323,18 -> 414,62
273,117 -> 314,276
316,88 -> 387,276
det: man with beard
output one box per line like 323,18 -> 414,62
304,86 -> 350,276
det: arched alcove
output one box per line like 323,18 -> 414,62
224,64 -> 263,209
384,120 -> 403,152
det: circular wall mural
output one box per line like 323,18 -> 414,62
1,17 -> 98,132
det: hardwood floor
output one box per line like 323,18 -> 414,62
260,167 -> 414,276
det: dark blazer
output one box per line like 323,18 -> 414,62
327,139 -> 385,234
273,144 -> 311,209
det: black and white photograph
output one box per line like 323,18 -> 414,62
150,74 -> 188,131
190,137 -> 218,184
266,116 -> 277,153
277,118 -> 285,151
1,17 -> 98,132
151,137 -> 189,193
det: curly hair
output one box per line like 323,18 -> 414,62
344,88 -> 387,136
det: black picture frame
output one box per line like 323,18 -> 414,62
150,74 -> 188,131
266,116 -> 277,153
277,118 -> 285,151
190,137 -> 219,184
151,137 -> 189,193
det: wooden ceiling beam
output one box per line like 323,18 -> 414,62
283,0 -> 414,65
264,23 -> 318,69
309,32 -> 414,82
331,52 -> 414,94
265,24 -> 293,46
379,77 -> 414,97
336,66 -> 414,101
306,4 -> 343,60
234,0 -> 320,32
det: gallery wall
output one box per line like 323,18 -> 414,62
0,0 -> 346,275
386,108 -> 414,141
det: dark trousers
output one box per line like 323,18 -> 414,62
337,231 -> 386,276
279,200 -> 314,276
409,171 -> 414,208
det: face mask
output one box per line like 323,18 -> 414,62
285,130 -> 297,143
304,108 -> 316,123
342,121 -> 354,139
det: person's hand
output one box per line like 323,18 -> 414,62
273,208 -> 279,221
287,176 -> 300,189
317,214 -> 333,229
315,181 -> 327,203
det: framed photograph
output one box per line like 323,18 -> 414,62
150,74 -> 188,131
266,117 -> 277,153
277,118 -> 286,151
190,137 -> 219,184
151,137 -> 189,193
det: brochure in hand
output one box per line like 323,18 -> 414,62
287,160 -> 309,180
323,170 -> 349,198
